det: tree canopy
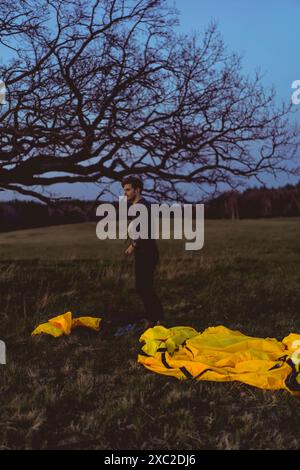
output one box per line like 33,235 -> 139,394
0,0 -> 299,202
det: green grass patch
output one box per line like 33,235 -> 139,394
0,218 -> 300,449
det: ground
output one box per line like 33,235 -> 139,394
0,218 -> 300,449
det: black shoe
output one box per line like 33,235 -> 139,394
113,323 -> 140,337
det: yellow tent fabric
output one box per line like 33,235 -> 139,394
32,311 -> 101,337
138,325 -> 300,395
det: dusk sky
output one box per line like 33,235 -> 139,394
1,0 -> 300,201
175,0 -> 299,106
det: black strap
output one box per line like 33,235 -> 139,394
268,363 -> 282,371
268,354 -> 289,371
161,352 -> 172,369
277,354 -> 288,362
161,351 -> 212,380
283,358 -> 300,392
194,368 -> 214,380
139,351 -> 151,357
285,369 -> 300,392
179,366 -> 194,379
184,345 -> 195,358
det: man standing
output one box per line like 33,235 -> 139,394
122,176 -> 164,329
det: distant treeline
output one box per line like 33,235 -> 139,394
1,182 -> 300,232
0,199 -> 97,232
205,182 -> 300,219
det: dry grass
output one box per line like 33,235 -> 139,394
0,218 -> 300,449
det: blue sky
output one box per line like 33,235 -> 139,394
174,0 -> 300,106
1,0 -> 300,201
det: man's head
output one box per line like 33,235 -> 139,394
122,176 -> 143,202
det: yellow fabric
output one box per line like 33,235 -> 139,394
32,311 -> 102,337
31,322 -> 64,338
48,311 -> 73,335
139,325 -> 198,356
71,316 -> 101,331
138,325 -> 300,395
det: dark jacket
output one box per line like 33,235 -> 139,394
128,197 -> 159,260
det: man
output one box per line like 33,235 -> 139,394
122,176 -> 164,330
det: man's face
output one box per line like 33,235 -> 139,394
123,183 -> 139,202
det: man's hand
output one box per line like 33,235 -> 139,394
125,244 -> 135,256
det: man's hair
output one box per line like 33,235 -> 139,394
121,176 -> 143,192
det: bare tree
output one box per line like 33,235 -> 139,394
0,0 -> 299,203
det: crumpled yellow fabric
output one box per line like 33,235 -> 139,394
138,325 -> 300,395
32,311 -> 101,337
139,325 -> 198,356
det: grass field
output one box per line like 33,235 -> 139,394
0,218 -> 300,450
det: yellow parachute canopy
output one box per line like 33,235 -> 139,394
138,325 -> 300,395
32,311 -> 101,337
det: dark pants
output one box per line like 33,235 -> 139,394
135,251 -> 164,323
